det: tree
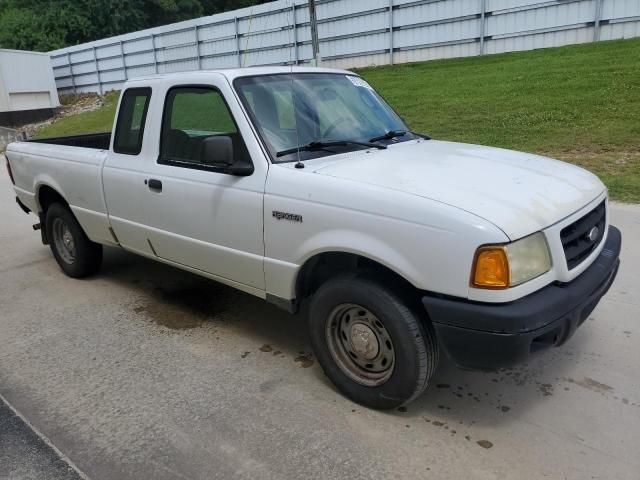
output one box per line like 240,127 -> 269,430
201,0 -> 268,15
0,0 -> 270,51
146,0 -> 204,27
0,7 -> 66,51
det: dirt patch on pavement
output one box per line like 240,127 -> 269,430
133,284 -> 229,330
564,377 -> 614,395
294,354 -> 314,368
477,440 -> 493,449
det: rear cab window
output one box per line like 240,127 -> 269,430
113,87 -> 152,155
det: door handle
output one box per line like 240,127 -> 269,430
147,179 -> 162,191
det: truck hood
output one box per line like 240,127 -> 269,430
310,140 -> 605,240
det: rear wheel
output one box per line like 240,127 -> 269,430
45,203 -> 102,278
309,276 -> 439,409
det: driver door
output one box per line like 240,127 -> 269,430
106,74 -> 268,295
136,81 -> 267,292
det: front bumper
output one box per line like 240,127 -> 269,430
422,225 -> 621,371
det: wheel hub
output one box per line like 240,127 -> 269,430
349,323 -> 379,360
63,231 -> 73,248
52,218 -> 76,264
325,304 -> 395,387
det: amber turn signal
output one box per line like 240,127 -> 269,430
471,247 -> 510,289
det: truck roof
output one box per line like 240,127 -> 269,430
124,66 -> 356,86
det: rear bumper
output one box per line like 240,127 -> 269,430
422,225 -> 621,371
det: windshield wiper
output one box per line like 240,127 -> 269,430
369,130 -> 407,143
276,139 -> 386,158
368,130 -> 432,143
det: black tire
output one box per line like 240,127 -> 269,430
308,275 -> 439,409
45,203 -> 102,278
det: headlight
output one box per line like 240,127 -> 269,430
471,232 -> 551,289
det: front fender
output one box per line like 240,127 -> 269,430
264,164 -> 509,301
295,229 -> 425,291
264,215 -> 498,301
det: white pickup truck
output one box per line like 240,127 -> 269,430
6,67 -> 621,409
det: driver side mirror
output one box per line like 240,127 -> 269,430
202,135 -> 233,167
201,135 -> 253,176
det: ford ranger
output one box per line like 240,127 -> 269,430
5,67 -> 621,409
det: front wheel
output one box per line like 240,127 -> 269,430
45,203 -> 102,278
309,276 -> 439,409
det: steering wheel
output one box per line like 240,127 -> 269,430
322,117 -> 349,139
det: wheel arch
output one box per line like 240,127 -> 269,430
35,183 -> 72,245
295,250 -> 422,307
36,182 -> 69,213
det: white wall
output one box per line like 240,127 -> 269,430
0,49 -> 60,112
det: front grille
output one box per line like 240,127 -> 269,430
560,201 -> 606,270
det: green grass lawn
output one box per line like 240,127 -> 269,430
35,38 -> 640,201
36,91 -> 120,139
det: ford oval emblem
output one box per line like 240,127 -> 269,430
587,226 -> 600,242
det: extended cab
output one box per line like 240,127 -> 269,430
6,67 -> 621,409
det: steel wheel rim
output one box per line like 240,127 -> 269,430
326,303 -> 395,387
52,217 -> 76,264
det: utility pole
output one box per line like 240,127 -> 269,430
308,0 -> 321,66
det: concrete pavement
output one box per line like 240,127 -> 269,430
1,167 -> 639,480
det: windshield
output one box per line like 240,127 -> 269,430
234,73 -> 417,163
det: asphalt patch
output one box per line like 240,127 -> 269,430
0,399 -> 83,479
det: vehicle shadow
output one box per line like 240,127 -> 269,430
96,246 -> 586,428
97,246 -> 311,358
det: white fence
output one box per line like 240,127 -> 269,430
49,0 -> 640,94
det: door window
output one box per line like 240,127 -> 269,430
159,87 -> 249,169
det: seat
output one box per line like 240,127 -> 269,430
162,129 -> 192,161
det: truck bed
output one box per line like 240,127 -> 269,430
28,132 -> 111,150
7,134 -> 112,246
